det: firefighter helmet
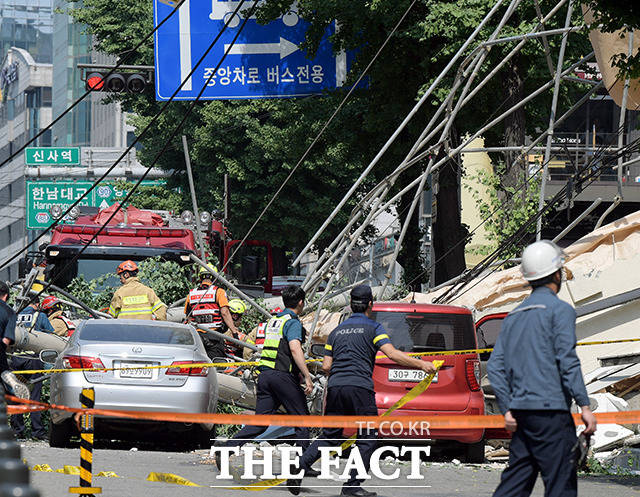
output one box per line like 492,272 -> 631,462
228,299 -> 247,315
198,263 -> 218,280
116,260 -> 138,275
41,295 -> 60,311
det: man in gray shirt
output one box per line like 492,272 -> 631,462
0,281 -> 29,399
488,240 -> 596,497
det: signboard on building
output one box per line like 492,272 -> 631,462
153,0 -> 347,100
25,147 -> 80,166
26,180 -> 166,229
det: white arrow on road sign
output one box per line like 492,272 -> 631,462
224,37 -> 299,59
99,199 -> 110,209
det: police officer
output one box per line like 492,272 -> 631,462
16,296 -> 54,333
184,264 -> 241,359
0,281 -> 29,399
243,306 -> 283,360
488,240 -> 597,497
109,260 -> 166,320
288,284 -> 436,497
216,286 -> 314,461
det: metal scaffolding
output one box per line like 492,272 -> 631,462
295,0 -> 630,333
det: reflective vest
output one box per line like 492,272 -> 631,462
255,322 -> 267,348
109,277 -> 166,320
186,286 -> 223,329
258,314 -> 301,373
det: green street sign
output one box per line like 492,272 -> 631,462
26,180 -> 168,229
25,147 -> 80,166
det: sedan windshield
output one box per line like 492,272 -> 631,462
370,311 -> 476,352
79,322 -> 195,345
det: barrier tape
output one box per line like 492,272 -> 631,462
13,337 -> 640,376
8,393 -> 640,429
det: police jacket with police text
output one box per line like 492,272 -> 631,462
109,277 -> 166,320
487,286 -> 589,414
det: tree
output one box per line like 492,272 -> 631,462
69,0 -> 594,289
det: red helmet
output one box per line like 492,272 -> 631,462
41,296 -> 60,310
270,307 -> 283,315
117,260 -> 138,275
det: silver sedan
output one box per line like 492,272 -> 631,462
46,319 -> 218,449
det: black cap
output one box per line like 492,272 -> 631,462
0,282 -> 8,297
350,284 -> 373,304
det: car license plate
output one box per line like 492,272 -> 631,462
387,369 -> 438,383
118,362 -> 153,379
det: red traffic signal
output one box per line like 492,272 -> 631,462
86,72 -> 105,91
84,71 -> 147,93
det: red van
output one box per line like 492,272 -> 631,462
368,302 -> 485,462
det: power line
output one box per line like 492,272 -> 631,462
0,0 -> 249,272
19,0 -> 260,312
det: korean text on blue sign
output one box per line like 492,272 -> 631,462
153,0 -> 346,100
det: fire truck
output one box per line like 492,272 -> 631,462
22,203 -> 301,297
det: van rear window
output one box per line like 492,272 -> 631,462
370,311 -> 476,352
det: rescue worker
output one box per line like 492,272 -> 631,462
215,285 -> 315,463
243,306 -> 283,360
109,260 -> 166,320
225,298 -> 250,358
488,240 -> 597,497
184,264 -> 242,360
288,284 -> 437,497
12,296 -> 53,439
0,281 -> 29,399
41,296 -> 75,337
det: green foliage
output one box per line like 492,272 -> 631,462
215,403 -> 244,438
114,181 -> 185,213
465,162 -> 540,259
66,273 -> 115,312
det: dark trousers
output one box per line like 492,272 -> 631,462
493,410 -> 578,497
0,343 -> 9,374
200,333 -> 226,360
225,369 -> 310,449
301,385 -> 378,488
9,357 -> 46,438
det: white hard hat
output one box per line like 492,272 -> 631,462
520,240 -> 566,281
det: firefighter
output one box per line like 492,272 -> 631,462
109,260 -> 166,320
16,296 -> 54,333
41,296 -> 75,337
488,240 -> 596,497
184,264 -> 242,360
215,285 -> 315,462
225,298 -> 250,358
243,306 -> 282,360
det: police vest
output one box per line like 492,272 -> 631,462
258,315 -> 305,373
187,287 -> 223,328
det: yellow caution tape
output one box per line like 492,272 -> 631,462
57,465 -> 80,475
15,335 -> 640,375
32,464 -> 54,472
96,471 -> 119,478
146,472 -> 202,487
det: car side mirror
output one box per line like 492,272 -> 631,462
39,349 -> 59,364
310,343 -> 326,357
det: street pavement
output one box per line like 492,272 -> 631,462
20,441 -> 640,496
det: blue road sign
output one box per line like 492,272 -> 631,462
153,0 -> 346,100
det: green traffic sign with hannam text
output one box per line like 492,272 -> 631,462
25,147 -> 80,166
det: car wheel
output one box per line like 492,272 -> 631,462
192,426 -> 216,450
464,440 -> 485,463
49,419 -> 74,448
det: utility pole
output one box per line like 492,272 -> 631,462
182,135 -> 207,261
223,173 -> 230,243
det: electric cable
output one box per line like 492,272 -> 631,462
0,0 -> 249,272
0,0 -> 186,171
16,0 -> 259,311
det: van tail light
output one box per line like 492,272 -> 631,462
62,355 -> 106,371
465,359 -> 481,391
166,361 -> 208,377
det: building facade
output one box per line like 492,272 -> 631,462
0,47 -> 52,281
0,0 -> 53,64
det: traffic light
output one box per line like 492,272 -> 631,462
85,71 -> 148,93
